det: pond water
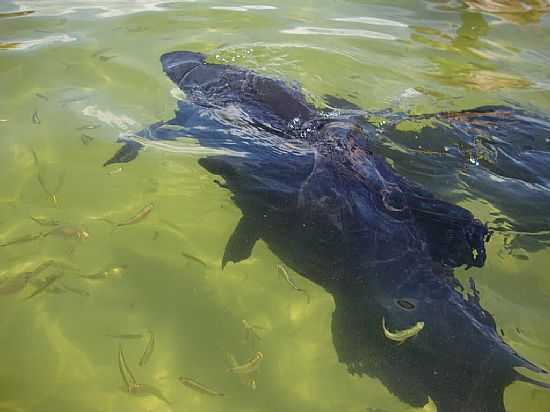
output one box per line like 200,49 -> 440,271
1,1 -> 550,411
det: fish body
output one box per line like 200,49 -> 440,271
118,203 -> 153,226
25,273 -> 63,299
179,377 -> 224,396
0,232 -> 44,247
382,317 -> 424,343
228,352 -> 263,375
103,51 -> 550,412
139,330 -> 155,366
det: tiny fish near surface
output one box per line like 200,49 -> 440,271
228,352 -> 263,375
179,377 -> 224,397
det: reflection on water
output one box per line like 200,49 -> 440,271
0,0 -> 549,411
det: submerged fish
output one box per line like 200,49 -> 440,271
0,232 -> 44,248
103,50 -> 550,412
80,134 -> 94,145
382,317 -> 424,344
228,352 -> 263,375
242,319 -> 264,341
31,216 -> 61,227
118,344 -> 137,391
45,225 -> 89,240
181,251 -> 207,267
106,333 -> 144,339
61,283 -> 90,297
32,110 -> 40,124
80,265 -> 126,281
277,264 -> 310,304
179,376 -> 224,397
25,273 -> 63,299
101,204 -> 154,227
139,330 -> 155,366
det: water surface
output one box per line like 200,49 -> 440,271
1,1 -> 550,411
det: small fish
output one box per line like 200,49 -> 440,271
92,48 -> 111,58
32,110 -> 40,124
277,264 -> 310,304
106,333 -> 144,339
31,215 -> 61,226
226,352 -> 256,389
108,167 -> 123,175
139,330 -> 155,366
25,273 -> 63,299
242,319 -> 264,341
80,134 -> 94,145
76,124 -> 100,131
45,225 -> 89,240
117,203 -> 154,227
37,171 -> 65,206
35,93 -> 49,101
382,317 -> 424,344
228,352 -> 263,375
178,377 -> 224,397
118,344 -> 137,391
181,251 -> 207,267
99,55 -> 117,62
128,383 -> 170,405
0,232 -> 44,248
0,272 -> 32,295
80,265 -> 126,280
61,283 -> 90,297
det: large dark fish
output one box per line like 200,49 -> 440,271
105,51 -> 550,411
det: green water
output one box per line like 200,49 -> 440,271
1,1 -> 550,411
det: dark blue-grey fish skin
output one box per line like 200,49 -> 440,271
105,50 -> 550,412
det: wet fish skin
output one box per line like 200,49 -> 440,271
179,376 -> 224,396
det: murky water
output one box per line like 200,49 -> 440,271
1,1 -> 550,411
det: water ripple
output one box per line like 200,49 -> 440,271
281,26 -> 397,40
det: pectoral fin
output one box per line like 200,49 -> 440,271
222,215 -> 262,269
104,141 -> 143,167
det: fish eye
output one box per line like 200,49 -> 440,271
395,298 -> 416,311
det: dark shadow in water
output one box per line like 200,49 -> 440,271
105,50 -> 550,412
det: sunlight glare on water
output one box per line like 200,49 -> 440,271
1,0 -> 550,411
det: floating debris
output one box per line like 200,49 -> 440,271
25,273 -> 63,299
179,377 -> 224,397
228,352 -> 263,375
181,251 -> 207,267
382,317 -> 424,343
277,264 -> 310,304
32,110 -> 40,124
31,215 -> 61,226
139,330 -> 155,366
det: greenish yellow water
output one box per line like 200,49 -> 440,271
1,1 -> 550,411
